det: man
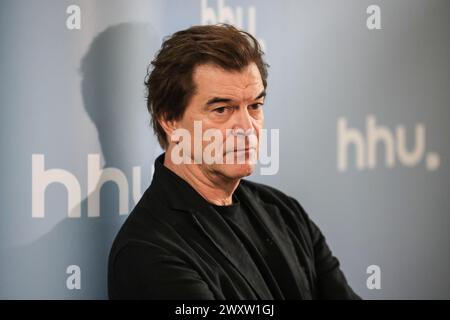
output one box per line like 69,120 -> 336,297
108,24 -> 360,300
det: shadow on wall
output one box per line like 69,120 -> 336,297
3,23 -> 160,299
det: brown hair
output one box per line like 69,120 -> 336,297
144,23 -> 269,149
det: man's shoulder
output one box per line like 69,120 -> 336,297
113,185 -> 181,237
109,187 -> 169,247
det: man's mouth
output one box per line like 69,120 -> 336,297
224,146 -> 257,155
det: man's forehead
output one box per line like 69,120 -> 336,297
193,63 -> 264,100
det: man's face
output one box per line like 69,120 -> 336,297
173,62 -> 265,180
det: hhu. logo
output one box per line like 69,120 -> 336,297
31,154 -> 145,218
201,0 -> 265,51
337,115 -> 441,172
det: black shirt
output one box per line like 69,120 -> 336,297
212,195 -> 297,299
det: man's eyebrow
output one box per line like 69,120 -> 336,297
205,97 -> 233,106
205,90 -> 266,106
255,90 -> 266,100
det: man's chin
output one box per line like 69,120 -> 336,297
216,163 -> 255,180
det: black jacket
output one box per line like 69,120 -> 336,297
108,154 -> 360,300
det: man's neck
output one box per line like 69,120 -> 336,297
163,152 -> 238,206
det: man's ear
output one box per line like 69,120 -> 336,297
158,116 -> 179,143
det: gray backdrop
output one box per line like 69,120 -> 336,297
0,0 -> 449,299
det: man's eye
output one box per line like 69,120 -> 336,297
213,107 -> 227,114
249,103 -> 263,110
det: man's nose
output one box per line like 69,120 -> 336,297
231,106 -> 254,133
